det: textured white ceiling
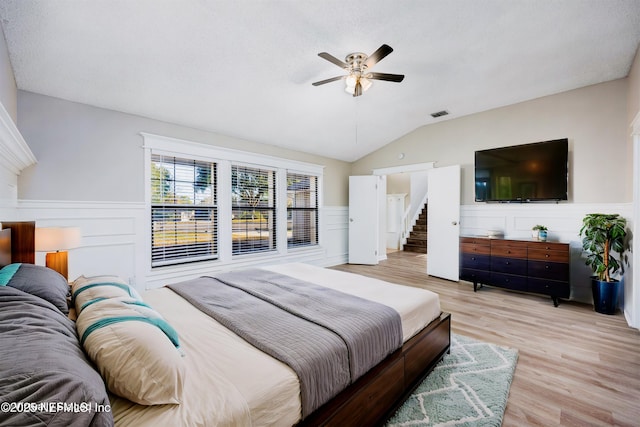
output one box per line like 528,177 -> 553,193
1,1 -> 639,162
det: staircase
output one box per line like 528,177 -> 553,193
403,203 -> 427,253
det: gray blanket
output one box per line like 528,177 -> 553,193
168,268 -> 402,418
0,286 -> 113,427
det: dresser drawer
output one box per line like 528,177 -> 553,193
460,237 -> 491,245
489,272 -> 528,292
461,253 -> 490,270
491,239 -> 528,249
528,260 -> 569,281
491,257 -> 527,275
490,245 -> 527,259
460,243 -> 491,255
460,268 -> 491,284
528,248 -> 569,263
527,241 -> 568,252
528,277 -> 570,298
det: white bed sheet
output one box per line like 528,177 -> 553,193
111,263 -> 441,427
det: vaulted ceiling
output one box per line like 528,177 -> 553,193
1,1 -> 639,162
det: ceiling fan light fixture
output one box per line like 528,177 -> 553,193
354,81 -> 362,97
360,77 -> 372,92
345,75 -> 372,96
313,44 -> 404,97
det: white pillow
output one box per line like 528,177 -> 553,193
71,275 -> 142,311
75,297 -> 185,405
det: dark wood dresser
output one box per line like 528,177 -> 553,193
460,236 -> 570,306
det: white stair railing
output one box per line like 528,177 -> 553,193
399,205 -> 412,248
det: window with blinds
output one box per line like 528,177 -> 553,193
231,165 -> 276,255
287,173 -> 318,248
151,154 -> 217,266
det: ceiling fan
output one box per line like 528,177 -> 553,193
312,44 -> 405,97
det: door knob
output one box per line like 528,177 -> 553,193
451,221 -> 458,225
349,218 -> 354,222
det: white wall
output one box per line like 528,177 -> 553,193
625,45 -> 640,329
0,23 -> 17,123
0,21 -> 19,216
461,202 -> 633,304
353,79 -> 630,204
16,199 -> 348,291
17,91 -> 352,206
10,91 -> 352,289
353,78 -> 635,312
409,170 -> 429,222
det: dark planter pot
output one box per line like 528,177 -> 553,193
591,277 -> 620,315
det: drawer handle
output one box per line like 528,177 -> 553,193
471,257 -> 476,260
506,261 -> 510,265
507,250 -> 511,254
545,254 -> 550,258
545,265 -> 550,269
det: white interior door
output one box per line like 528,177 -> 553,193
427,165 -> 460,280
348,175 -> 379,265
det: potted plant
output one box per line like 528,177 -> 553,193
579,213 -> 628,314
532,224 -> 548,241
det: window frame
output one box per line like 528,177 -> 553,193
286,171 -> 319,249
142,133 -> 324,276
149,154 -> 218,267
231,163 -> 278,256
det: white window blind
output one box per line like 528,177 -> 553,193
287,173 -> 318,248
231,165 -> 276,255
151,154 -> 217,266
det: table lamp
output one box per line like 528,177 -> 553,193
35,227 -> 81,279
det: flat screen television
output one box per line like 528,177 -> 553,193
475,138 -> 568,202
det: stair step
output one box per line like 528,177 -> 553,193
401,202 -> 428,254
403,244 -> 427,254
409,231 -> 427,239
406,237 -> 427,246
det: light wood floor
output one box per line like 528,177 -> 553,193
331,251 -> 640,427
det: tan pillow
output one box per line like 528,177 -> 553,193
75,297 -> 185,405
71,275 -> 140,311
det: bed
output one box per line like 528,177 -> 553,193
0,222 -> 451,426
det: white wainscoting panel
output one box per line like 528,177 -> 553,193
17,200 -> 146,290
15,200 -> 350,291
461,203 -> 633,304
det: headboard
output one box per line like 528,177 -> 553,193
0,228 -> 10,267
0,221 -> 35,266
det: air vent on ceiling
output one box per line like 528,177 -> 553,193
431,110 -> 449,118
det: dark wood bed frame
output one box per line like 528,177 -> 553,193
1,221 -> 451,427
300,312 -> 450,426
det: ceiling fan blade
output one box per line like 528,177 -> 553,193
311,75 -> 346,86
364,44 -> 393,68
368,72 -> 405,82
318,52 -> 348,69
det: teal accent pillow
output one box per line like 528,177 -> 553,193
0,263 -> 21,285
1,263 -> 70,314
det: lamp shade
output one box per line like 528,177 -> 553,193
35,227 -> 81,252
